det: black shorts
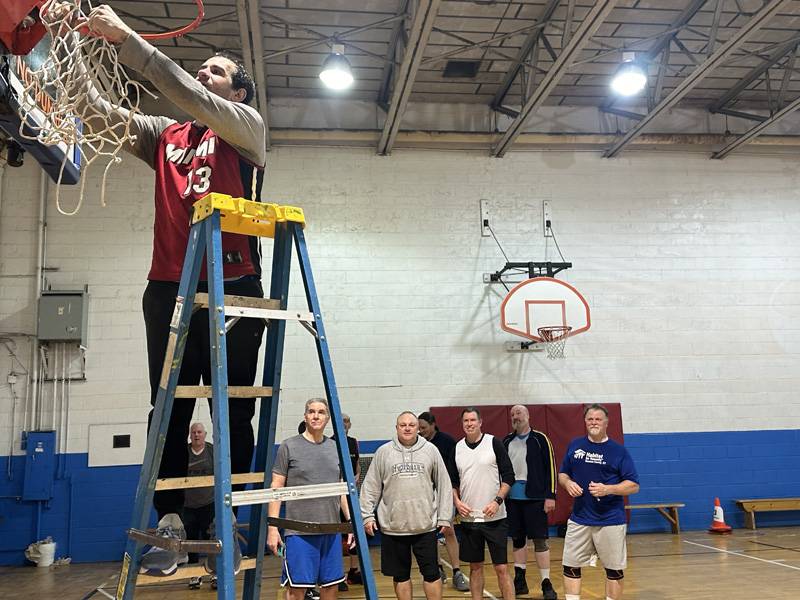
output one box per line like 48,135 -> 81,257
459,519 -> 508,565
380,531 -> 440,582
507,500 -> 549,541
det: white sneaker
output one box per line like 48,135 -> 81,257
139,513 -> 189,576
203,513 -> 242,575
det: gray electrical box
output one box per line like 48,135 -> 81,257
38,289 -> 89,345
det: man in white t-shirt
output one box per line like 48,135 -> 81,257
450,407 -> 516,600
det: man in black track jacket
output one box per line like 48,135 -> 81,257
502,405 -> 558,600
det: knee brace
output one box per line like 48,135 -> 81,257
512,536 -> 527,550
533,538 -> 549,553
563,565 -> 581,579
605,568 -> 624,581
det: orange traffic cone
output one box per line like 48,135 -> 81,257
708,497 -> 732,534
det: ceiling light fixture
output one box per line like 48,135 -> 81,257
319,43 -> 354,91
610,51 -> 647,97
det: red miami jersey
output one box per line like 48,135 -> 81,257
149,121 -> 264,282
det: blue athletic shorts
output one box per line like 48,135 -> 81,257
281,534 -> 345,588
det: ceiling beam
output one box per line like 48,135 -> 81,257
490,0 -> 561,112
378,2 -> 411,111
709,37 -> 798,112
377,0 -> 441,156
648,0 -> 709,59
262,13 -> 406,61
712,92 -> 800,159
492,0 -> 620,158
604,0 -> 789,158
245,0 -> 270,151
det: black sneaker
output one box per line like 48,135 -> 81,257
439,564 -> 447,583
347,568 -> 363,585
304,589 -> 320,600
513,566 -> 529,596
338,580 -> 349,592
541,578 -> 557,600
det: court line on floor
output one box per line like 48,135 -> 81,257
440,558 -> 499,600
683,540 -> 800,571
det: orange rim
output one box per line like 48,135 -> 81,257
141,0 -> 205,40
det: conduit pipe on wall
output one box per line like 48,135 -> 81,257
30,171 -> 47,430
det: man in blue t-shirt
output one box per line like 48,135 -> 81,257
558,404 -> 639,600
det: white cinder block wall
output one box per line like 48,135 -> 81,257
1,147 -> 799,457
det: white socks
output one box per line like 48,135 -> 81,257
514,563 -> 526,569
540,568 -> 550,581
565,595 -> 580,600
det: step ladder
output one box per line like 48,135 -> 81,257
114,193 -> 378,600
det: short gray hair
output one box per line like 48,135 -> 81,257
305,397 -> 329,413
396,411 -> 417,424
190,422 -> 206,432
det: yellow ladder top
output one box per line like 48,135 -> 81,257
192,193 -> 305,238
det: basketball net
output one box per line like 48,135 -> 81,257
12,1 -> 154,215
537,325 -> 572,360
17,0 -> 206,215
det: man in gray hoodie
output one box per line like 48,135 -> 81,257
360,412 -> 453,600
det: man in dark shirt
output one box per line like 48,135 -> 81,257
502,405 -> 557,599
331,413 -> 361,589
451,407 -> 516,600
418,411 -> 469,592
183,422 -> 214,588
559,404 -> 639,600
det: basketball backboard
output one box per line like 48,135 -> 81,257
1,33 -> 81,184
500,277 -> 591,342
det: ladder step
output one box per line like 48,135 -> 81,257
194,292 -> 314,323
174,385 -> 273,398
232,482 -> 348,507
138,558 -> 256,585
155,472 -> 267,491
194,293 -> 280,310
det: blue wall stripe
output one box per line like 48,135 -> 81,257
2,429 -> 799,565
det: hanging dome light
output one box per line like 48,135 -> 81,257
319,43 -> 354,91
610,51 -> 647,97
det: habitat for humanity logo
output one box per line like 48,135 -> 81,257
573,448 -> 605,464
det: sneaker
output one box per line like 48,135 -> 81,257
139,513 -> 189,576
188,576 -> 202,589
203,513 -> 242,576
541,578 -> 557,600
347,568 -> 363,585
210,576 -> 217,590
304,589 -> 320,600
452,569 -> 469,592
338,581 -> 349,592
513,566 -> 529,596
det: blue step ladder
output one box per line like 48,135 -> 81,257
115,194 -> 378,600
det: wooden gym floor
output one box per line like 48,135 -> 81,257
1,527 -> 799,599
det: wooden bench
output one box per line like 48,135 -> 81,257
626,502 -> 685,534
735,497 -> 800,530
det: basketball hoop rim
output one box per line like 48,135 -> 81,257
40,0 -> 205,41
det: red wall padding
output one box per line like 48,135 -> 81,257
430,403 -> 624,525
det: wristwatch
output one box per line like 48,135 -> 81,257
494,496 -> 504,505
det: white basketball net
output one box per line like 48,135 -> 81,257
537,326 -> 572,360
16,0 -> 152,215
